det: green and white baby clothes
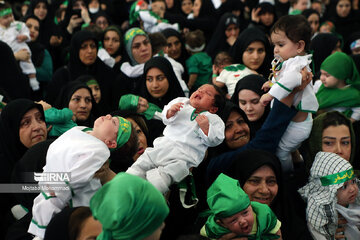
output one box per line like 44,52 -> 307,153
126,97 -> 225,193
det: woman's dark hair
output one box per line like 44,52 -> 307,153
68,207 -> 93,240
302,8 -> 320,21
322,111 -> 352,131
271,15 -> 312,51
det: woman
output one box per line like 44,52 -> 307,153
301,111 -> 357,173
53,81 -> 98,127
102,25 -> 123,74
25,15 -> 53,94
249,1 -> 276,36
225,149 -> 311,240
302,9 -> 320,37
231,74 -> 270,138
93,11 -> 110,30
162,28 -> 189,70
90,173 -> 169,240
0,99 -> 47,236
310,33 -> 341,80
46,30 -> 115,112
206,13 -> 240,59
112,28 -> 152,106
229,27 -> 272,78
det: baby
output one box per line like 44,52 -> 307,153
0,2 -> 39,91
127,84 -> 225,193
201,173 -> 282,239
129,0 -> 179,33
119,94 -> 163,120
299,152 -> 360,239
28,115 -> 134,239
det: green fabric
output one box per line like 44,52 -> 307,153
36,49 -> 53,83
204,173 -> 250,238
301,111 -> 356,174
289,9 -> 302,15
118,94 -> 139,111
114,116 -> 132,150
0,101 -> 5,111
129,0 -> 141,25
320,168 -> 354,186
224,64 -> 246,72
90,173 -> 169,240
316,85 -> 360,112
186,52 -> 212,90
86,79 -> 99,86
143,103 -> 162,120
45,108 -> 77,137
320,52 -> 360,90
0,8 -> 12,17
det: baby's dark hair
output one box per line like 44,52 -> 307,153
149,32 -> 167,55
185,29 -> 206,52
0,2 -> 12,11
68,207 -> 93,240
214,51 -> 233,67
271,15 -> 312,51
211,84 -> 226,114
322,111 -> 352,131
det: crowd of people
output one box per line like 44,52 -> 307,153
1,0 -> 360,239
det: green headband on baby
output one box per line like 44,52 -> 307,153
118,94 -> 139,111
86,79 -> 99,86
0,8 -> 12,17
114,116 -> 132,150
320,168 -> 355,186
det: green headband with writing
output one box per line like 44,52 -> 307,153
0,8 -> 12,17
320,168 -> 354,186
114,116 -> 132,150
86,79 -> 99,86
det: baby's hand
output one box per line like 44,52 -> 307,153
137,97 -> 149,113
196,115 -> 209,136
36,100 -> 52,111
260,93 -> 273,106
261,80 -> 273,92
166,102 -> 183,118
16,34 -> 28,43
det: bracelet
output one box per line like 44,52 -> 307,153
212,74 -> 218,78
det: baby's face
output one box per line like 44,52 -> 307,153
139,0 -> 149,10
0,13 -> 14,28
219,205 -> 254,235
189,84 -> 218,113
337,179 -> 359,207
151,1 -> 165,17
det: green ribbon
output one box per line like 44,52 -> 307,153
320,168 -> 354,186
86,79 -> 99,86
115,116 -> 132,150
0,8 -> 12,17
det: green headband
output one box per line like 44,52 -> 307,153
86,79 -> 99,86
114,116 -> 132,150
0,8 -> 12,17
124,28 -> 146,46
118,94 -> 139,111
320,168 -> 354,186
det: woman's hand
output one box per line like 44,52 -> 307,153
80,5 -> 91,24
14,49 -> 30,61
67,15 -> 83,34
50,35 -> 63,46
251,7 -> 261,23
137,97 -> 149,113
16,34 -> 28,43
293,67 -> 312,93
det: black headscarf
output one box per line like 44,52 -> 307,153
310,33 -> 339,79
44,207 -> 77,240
229,27 -> 272,78
231,74 -> 270,138
206,13 -> 240,59
53,81 -> 99,127
24,15 -> 45,67
142,56 -> 185,109
162,28 -> 189,68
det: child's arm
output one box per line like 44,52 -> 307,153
197,113 -> 225,147
260,93 -> 274,106
138,11 -> 158,25
17,21 -> 31,42
188,73 -> 198,90
166,102 -> 184,119
195,115 -> 209,136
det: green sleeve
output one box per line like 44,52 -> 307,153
36,49 -> 53,82
45,108 -> 73,124
186,56 -> 200,74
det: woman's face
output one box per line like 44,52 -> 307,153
95,16 -> 109,30
225,111 -> 250,149
307,13 -> 320,35
259,12 -> 274,27
322,124 -> 351,161
192,0 -> 201,18
19,108 -> 47,148
128,118 -> 148,161
166,36 -> 182,59
132,35 -> 152,64
88,84 -> 101,104
26,18 -> 40,42
181,0 -> 193,15
336,0 -> 351,18
243,165 -> 278,206
34,2 -> 47,20
79,40 -> 97,66
238,89 -> 265,122
68,88 -> 93,122
242,41 -> 266,71
76,216 -> 102,240
225,24 -> 240,39
104,30 -> 120,55
146,67 -> 169,99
